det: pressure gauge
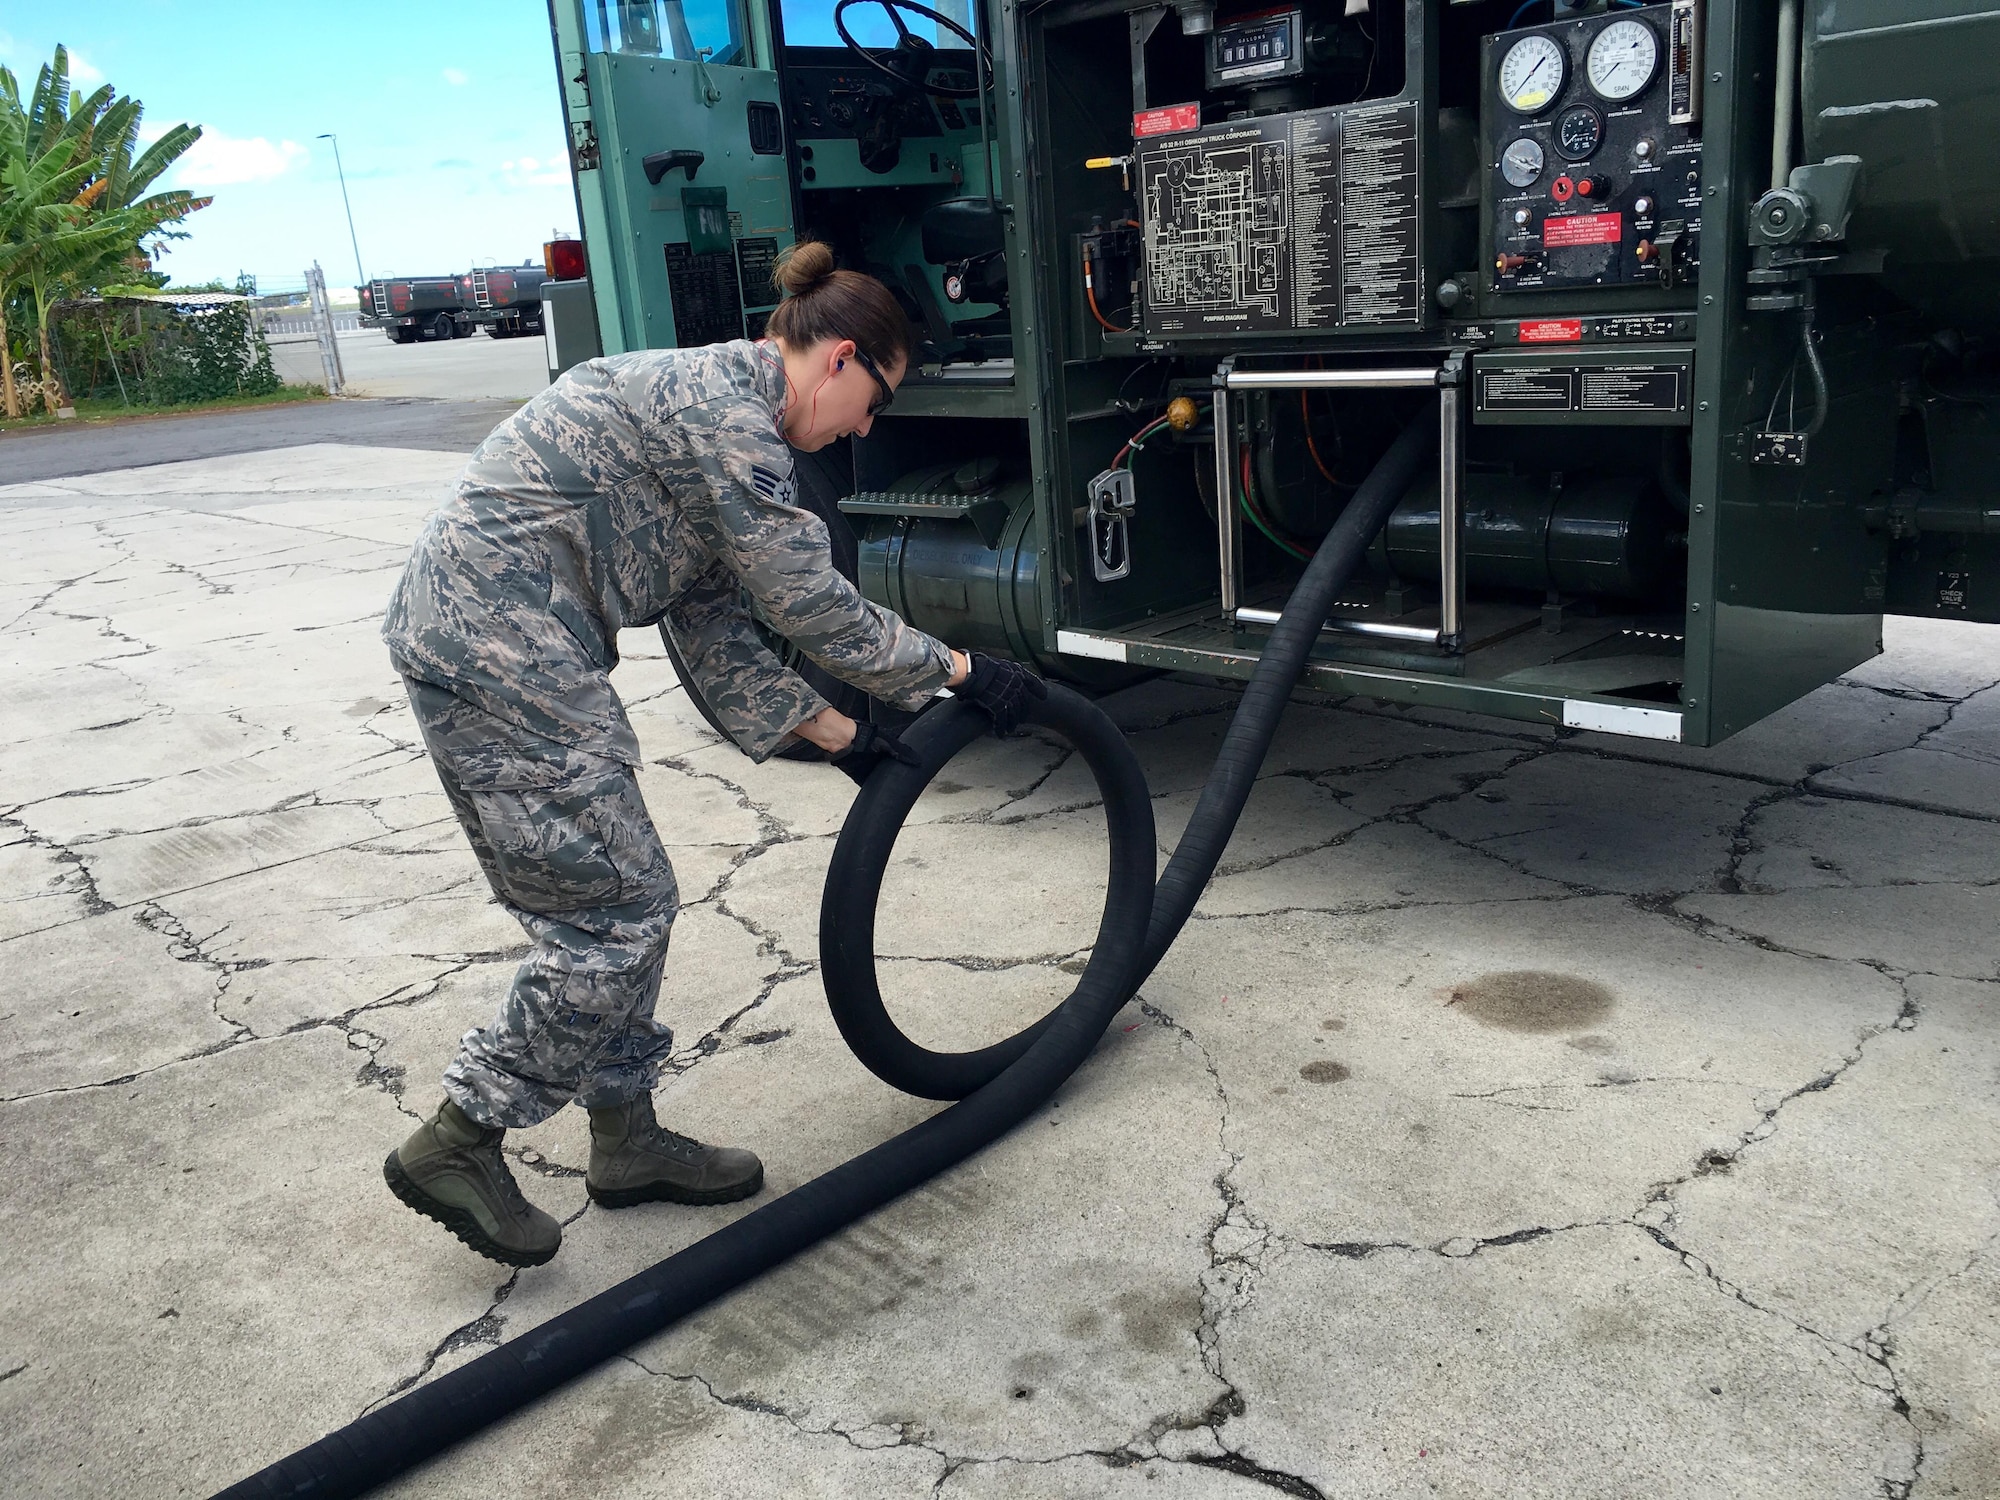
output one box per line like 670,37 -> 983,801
1501,138 -> 1546,189
1498,33 -> 1567,115
1556,105 -> 1603,160
1586,18 -> 1659,102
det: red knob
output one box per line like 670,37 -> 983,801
1550,176 -> 1575,204
1575,175 -> 1609,199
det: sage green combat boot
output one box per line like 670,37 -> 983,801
384,1098 -> 562,1267
585,1094 -> 764,1208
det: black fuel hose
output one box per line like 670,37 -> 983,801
825,394 -> 1440,1098
212,395 -> 1438,1500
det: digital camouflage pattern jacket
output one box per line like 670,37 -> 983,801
383,339 -> 954,762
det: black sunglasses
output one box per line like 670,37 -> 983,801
852,347 -> 896,417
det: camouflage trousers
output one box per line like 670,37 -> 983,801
402,677 -> 679,1129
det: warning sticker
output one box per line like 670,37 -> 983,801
1519,318 -> 1583,344
1133,103 -> 1201,138
1542,213 -> 1624,248
1479,368 -> 1574,411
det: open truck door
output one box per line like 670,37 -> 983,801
549,0 -> 798,355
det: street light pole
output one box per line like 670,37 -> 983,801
316,132 -> 365,284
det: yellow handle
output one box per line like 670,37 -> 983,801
1085,156 -> 1119,170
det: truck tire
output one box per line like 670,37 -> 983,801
391,327 -> 415,345
428,313 -> 454,341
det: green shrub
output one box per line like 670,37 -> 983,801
138,302 -> 279,404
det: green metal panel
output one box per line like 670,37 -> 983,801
1682,0 -> 1897,745
552,0 -> 794,354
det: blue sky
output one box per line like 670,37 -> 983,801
0,3 -> 581,292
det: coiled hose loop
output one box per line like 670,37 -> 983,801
212,394 -> 1440,1499
825,395 -> 1441,1092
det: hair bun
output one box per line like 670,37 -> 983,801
774,240 -> 837,296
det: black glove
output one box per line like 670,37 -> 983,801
959,652 -> 1048,737
829,719 -> 923,786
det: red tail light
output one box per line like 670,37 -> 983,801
544,238 -> 587,281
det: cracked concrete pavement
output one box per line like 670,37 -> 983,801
2,440 -> 1997,1498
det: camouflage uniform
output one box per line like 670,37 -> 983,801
385,339 -> 954,1128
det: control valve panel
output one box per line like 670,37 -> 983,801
1482,2 -> 1702,296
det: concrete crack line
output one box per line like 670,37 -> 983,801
0,811 -> 498,949
1664,900 -> 1969,982
1186,890 -> 1595,925
1636,1217 -> 1920,1493
0,813 -> 116,918
0,558 -> 120,634
627,1350 -> 1330,1500
40,603 -> 161,663
622,1354 -> 957,1466
664,959 -> 816,1076
1880,1226 -> 2000,1333
1117,997 -> 1307,1491
1620,976 -> 1932,1492
1909,686 -> 1994,752
1835,679 -> 1967,706
0,1030 -> 268,1104
1638,977 -> 1919,1234
1299,1219 -> 1616,1262
361,1271 -> 521,1416
1449,1075 -> 1740,1102
135,900 -> 263,1044
44,786 -> 361,846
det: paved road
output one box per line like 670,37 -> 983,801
3,440 -> 1996,1498
264,324 -> 552,402
0,396 -> 519,484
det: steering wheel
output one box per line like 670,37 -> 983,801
832,0 -> 993,100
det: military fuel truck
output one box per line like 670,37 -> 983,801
459,262 -> 553,338
542,0 -> 2000,747
358,275 -> 470,342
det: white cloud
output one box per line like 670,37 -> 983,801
66,48 -> 104,85
497,153 -> 570,189
443,66 -> 469,85
173,129 -> 309,187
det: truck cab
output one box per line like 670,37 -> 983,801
547,0 -> 2000,747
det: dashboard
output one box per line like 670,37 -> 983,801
784,45 -> 983,142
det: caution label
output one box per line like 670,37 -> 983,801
1519,317 -> 1584,344
1133,103 -> 1201,138
1542,213 -> 1624,248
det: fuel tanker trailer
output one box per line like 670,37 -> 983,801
539,0 -> 2000,749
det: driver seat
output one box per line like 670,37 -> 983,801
915,196 -> 1010,362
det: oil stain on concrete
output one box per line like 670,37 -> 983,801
1445,970 -> 1615,1033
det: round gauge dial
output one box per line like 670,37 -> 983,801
1500,137 -> 1546,189
1586,18 -> 1659,102
1556,104 -> 1603,161
1498,34 -> 1567,115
